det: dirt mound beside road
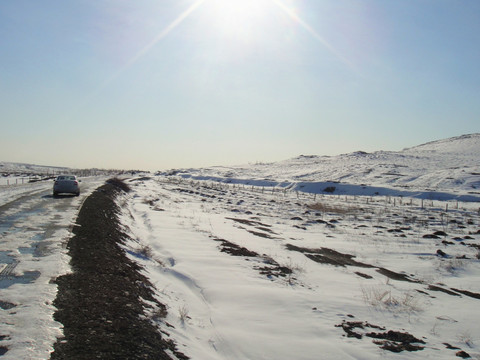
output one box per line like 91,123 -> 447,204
51,180 -> 184,359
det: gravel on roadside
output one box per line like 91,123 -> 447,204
50,180 -> 186,360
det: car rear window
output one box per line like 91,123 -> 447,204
57,176 -> 75,181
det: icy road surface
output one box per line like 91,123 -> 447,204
0,177 -> 107,359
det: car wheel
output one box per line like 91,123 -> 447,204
53,192 -> 58,197
76,192 -> 80,196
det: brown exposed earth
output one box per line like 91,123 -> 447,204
336,320 -> 426,353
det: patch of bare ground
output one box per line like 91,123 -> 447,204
450,288 -> 480,299
286,244 -> 423,284
212,237 -> 259,257
307,202 -> 362,216
212,237 -> 294,280
428,285 -> 462,297
245,229 -> 276,239
50,180 -> 186,360
355,271 -> 373,279
225,217 -> 272,228
255,256 -> 294,280
375,267 -> 419,283
286,244 -> 480,302
443,343 -> 473,358
336,321 -> 425,353
285,244 -> 373,268
427,285 -> 480,300
225,217 -> 279,239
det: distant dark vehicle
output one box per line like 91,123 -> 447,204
53,175 -> 80,196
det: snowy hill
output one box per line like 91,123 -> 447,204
164,134 -> 480,201
0,161 -> 69,176
403,133 -> 480,156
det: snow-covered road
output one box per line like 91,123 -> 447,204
0,177 -> 106,359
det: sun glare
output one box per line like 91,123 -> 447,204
206,0 -> 273,40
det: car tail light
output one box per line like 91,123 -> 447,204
74,181 -> 78,185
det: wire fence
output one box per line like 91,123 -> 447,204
162,176 -> 480,216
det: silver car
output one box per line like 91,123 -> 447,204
53,175 -> 80,196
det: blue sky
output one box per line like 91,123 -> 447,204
1,0 -> 479,170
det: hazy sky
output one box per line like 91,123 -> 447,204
1,0 -> 479,171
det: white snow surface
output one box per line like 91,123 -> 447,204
120,174 -> 480,360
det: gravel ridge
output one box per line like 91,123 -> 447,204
50,181 -> 184,359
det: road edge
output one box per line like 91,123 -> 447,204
50,179 -> 187,359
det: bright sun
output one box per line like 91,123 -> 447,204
205,0 -> 274,41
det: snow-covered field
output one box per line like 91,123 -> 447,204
0,133 -> 479,359
120,134 -> 479,359
120,174 -> 480,359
